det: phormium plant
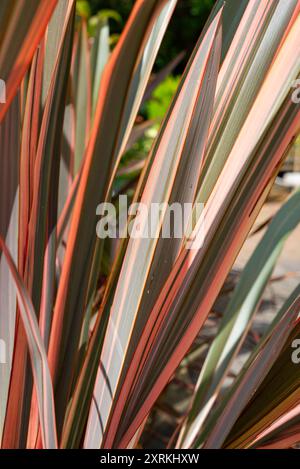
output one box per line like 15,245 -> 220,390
0,0 -> 300,449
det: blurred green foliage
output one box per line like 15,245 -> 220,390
145,75 -> 181,121
85,0 -> 216,71
77,0 -> 215,150
76,0 -> 91,18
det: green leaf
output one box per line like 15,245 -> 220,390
76,1 -> 90,20
83,8 -> 222,448
200,285 -> 300,448
0,94 -> 20,440
0,237 -> 57,449
90,19 -> 110,118
73,20 -> 91,172
4,4 -> 75,447
180,189 -> 300,448
112,10 -> 300,448
48,0 -> 178,445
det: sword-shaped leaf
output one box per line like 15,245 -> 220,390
179,188 -> 300,448
0,237 -> 57,449
84,10 -> 222,448
48,0 -> 178,433
0,0 -> 58,121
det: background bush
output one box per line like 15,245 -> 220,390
88,0 -> 216,71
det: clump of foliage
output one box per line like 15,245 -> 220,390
0,0 -> 300,450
